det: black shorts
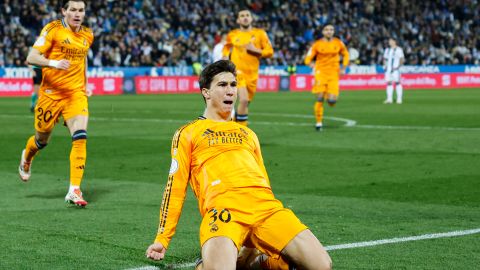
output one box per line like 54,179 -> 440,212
33,68 -> 42,85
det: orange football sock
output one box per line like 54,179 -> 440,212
25,135 -> 43,162
314,101 -> 324,124
70,139 -> 87,186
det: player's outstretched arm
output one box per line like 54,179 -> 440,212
146,243 -> 167,261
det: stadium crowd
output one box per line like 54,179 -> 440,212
1,0 -> 479,67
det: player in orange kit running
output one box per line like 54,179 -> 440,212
304,23 -> 349,131
222,9 -> 273,126
18,0 -> 93,207
146,60 -> 331,270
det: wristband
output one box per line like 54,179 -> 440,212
49,60 -> 60,68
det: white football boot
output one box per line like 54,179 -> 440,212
65,188 -> 88,207
18,149 -> 31,182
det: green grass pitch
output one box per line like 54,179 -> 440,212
1,88 -> 479,269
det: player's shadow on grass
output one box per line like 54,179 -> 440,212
25,190 -> 65,199
84,186 -> 111,203
321,124 -> 342,129
25,186 -> 111,203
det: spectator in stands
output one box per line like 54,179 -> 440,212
212,33 -> 227,63
1,0 -> 479,67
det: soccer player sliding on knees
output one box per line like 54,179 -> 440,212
146,60 -> 332,270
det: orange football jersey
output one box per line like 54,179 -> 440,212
154,117 -> 271,248
33,19 -> 94,100
304,37 -> 349,77
223,28 -> 273,76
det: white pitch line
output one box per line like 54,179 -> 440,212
129,228 -> 480,270
256,113 -> 358,127
354,124 -> 480,131
325,228 -> 480,251
1,114 -> 479,131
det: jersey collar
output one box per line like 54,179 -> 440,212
61,18 -> 82,32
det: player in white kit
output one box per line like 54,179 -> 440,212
383,38 -> 405,104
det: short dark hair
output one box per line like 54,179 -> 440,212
199,60 -> 236,90
237,9 -> 251,16
63,0 -> 85,9
322,22 -> 334,30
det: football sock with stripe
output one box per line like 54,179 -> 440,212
327,99 -> 337,107
70,130 -> 87,187
25,135 -> 47,162
236,114 -> 249,126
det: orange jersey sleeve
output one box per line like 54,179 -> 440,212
154,118 -> 271,248
154,122 -> 193,249
258,29 -> 274,58
252,132 -> 270,186
223,28 -> 273,75
222,31 -> 234,58
33,19 -> 94,99
305,38 -> 349,76
339,39 -> 349,68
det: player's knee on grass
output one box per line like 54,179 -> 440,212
282,230 -> 332,270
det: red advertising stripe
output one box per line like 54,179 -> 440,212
88,77 -> 123,95
257,75 -> 280,92
135,76 -> 199,94
289,75 -> 314,92
0,78 -> 123,97
3,74 -> 478,97
0,78 -> 33,96
135,76 -> 279,94
452,74 -> 480,87
289,74 -> 480,91
340,75 -> 385,90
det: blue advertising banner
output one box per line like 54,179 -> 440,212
259,65 -> 480,75
0,65 -> 478,78
0,66 -> 193,78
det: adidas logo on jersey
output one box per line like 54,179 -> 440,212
202,129 -> 214,137
62,38 -> 71,44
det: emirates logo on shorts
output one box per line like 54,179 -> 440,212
210,224 -> 219,233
